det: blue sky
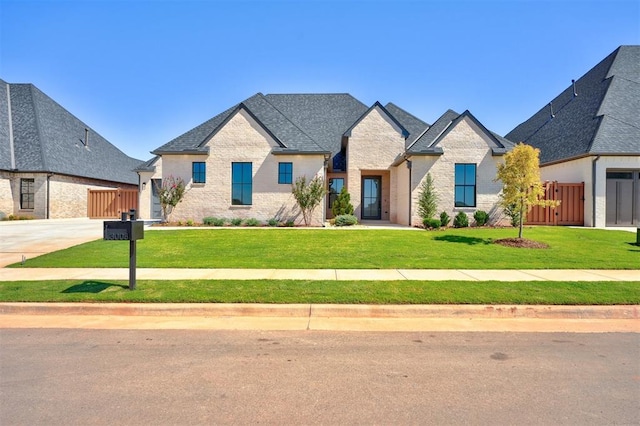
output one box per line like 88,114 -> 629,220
1,0 -> 638,161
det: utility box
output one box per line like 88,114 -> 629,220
104,220 -> 144,241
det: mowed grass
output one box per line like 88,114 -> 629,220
13,226 -> 639,269
0,280 -> 638,305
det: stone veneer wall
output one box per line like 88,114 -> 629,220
410,117 -> 507,226
346,106 -> 406,222
162,109 -> 326,225
0,171 -> 136,219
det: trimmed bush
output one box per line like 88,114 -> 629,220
453,211 -> 469,228
284,220 -> 295,227
332,187 -> 354,216
267,218 -> 279,227
473,210 -> 489,226
335,214 -> 358,226
440,211 -> 450,228
203,217 -> 216,226
245,218 -> 261,227
231,218 -> 243,226
186,219 -> 195,227
423,218 -> 441,230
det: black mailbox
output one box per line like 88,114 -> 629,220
104,220 -> 144,241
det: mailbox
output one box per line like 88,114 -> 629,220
104,220 -> 144,241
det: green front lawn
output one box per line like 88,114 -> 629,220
13,227 -> 638,269
1,280 -> 638,305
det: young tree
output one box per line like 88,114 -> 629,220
332,186 -> 354,217
156,175 -> 187,223
417,173 -> 438,221
496,143 -> 558,238
291,175 -> 327,226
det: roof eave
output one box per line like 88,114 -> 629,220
271,149 -> 331,156
151,147 -> 210,156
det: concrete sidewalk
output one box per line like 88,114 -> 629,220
1,267 -> 639,281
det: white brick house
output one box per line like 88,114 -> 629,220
142,93 -> 512,226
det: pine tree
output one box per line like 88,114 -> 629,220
332,186 -> 354,216
417,173 -> 438,221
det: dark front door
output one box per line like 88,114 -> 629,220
362,176 -> 381,220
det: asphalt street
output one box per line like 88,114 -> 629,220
1,329 -> 638,425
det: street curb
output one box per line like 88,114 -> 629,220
0,303 -> 638,320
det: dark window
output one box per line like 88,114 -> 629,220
20,178 -> 34,209
232,162 -> 252,205
454,164 -> 476,207
278,162 -> 293,184
606,171 -> 633,180
192,162 -> 206,183
328,178 -> 344,209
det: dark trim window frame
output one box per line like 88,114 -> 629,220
20,178 -> 35,210
232,162 -> 252,205
328,178 -> 344,209
192,162 -> 206,184
278,162 -> 293,184
454,163 -> 476,207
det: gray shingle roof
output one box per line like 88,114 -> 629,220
384,102 -> 430,147
408,109 -> 461,152
506,45 -> 640,164
0,80 -> 143,185
0,80 -> 12,170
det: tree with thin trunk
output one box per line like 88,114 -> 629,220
156,175 -> 187,223
291,175 -> 327,226
496,143 -> 559,238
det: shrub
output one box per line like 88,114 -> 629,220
423,218 -> 441,230
504,203 -> 521,228
473,210 -> 489,226
417,173 -> 438,221
186,219 -> 195,227
2,214 -> 34,221
245,218 -> 260,227
284,220 -> 295,227
291,175 -> 326,226
439,211 -> 450,228
335,214 -> 358,226
203,217 -> 216,226
453,211 -> 469,228
332,187 -> 354,216
267,218 -> 279,227
231,218 -> 243,226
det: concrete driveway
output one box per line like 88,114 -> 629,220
0,218 -> 104,267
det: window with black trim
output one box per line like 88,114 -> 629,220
454,164 -> 476,207
20,178 -> 35,209
192,162 -> 206,183
278,162 -> 293,184
232,162 -> 252,205
328,178 -> 344,209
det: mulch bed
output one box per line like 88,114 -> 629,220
493,238 -> 550,249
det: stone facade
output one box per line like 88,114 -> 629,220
346,106 -> 406,222
160,109 -> 326,225
0,171 -> 135,219
409,117 -> 507,226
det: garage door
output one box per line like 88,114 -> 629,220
606,171 -> 639,226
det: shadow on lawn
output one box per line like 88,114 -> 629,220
61,281 -> 127,294
434,235 -> 493,246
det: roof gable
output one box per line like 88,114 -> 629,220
506,45 -> 640,163
384,102 -> 430,148
343,102 -> 409,138
2,81 -> 142,184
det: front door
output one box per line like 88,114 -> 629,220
362,176 -> 381,220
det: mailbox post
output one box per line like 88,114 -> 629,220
104,209 -> 144,290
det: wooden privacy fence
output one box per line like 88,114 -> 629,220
88,189 -> 139,219
526,182 -> 584,226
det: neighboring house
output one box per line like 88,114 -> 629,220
507,45 -> 640,227
142,93 -> 513,225
0,79 -> 143,219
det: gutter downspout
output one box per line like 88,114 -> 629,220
406,158 -> 412,226
46,173 -> 54,219
592,155 -> 600,227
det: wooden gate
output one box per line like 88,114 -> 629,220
526,182 -> 584,226
88,189 -> 139,219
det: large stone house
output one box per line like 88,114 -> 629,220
0,79 -> 142,219
507,45 -> 639,227
141,93 -> 513,225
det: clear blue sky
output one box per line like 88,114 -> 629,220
1,0 -> 638,161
